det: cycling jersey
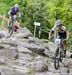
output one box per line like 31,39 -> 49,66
9,7 -> 20,16
51,25 -> 67,39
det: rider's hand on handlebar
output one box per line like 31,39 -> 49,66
14,15 -> 17,18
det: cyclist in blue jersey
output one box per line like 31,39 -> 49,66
8,4 -> 20,27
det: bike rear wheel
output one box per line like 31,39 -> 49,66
54,48 -> 60,69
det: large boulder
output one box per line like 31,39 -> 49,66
14,27 -> 32,38
0,57 -> 6,65
0,29 -> 8,38
31,60 -> 48,72
17,45 -> 32,54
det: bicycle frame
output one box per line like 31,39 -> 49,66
54,38 -> 64,69
8,16 -> 17,36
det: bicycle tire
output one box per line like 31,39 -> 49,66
9,20 -> 14,36
60,48 -> 64,62
60,51 -> 63,62
60,42 -> 64,61
8,21 -> 11,33
54,48 -> 60,69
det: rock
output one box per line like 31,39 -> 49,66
0,72 -> 1,75
60,67 -> 68,75
14,27 -> 32,38
0,50 -> 4,57
0,44 -> 11,49
3,47 -> 17,60
0,28 -> 72,75
0,46 -> 4,49
16,41 -> 45,54
47,42 -> 56,53
0,67 -> 13,75
44,48 -> 50,57
0,65 -> 30,75
18,53 -> 33,61
0,29 -> 8,38
0,57 -> 5,64
12,65 -> 30,74
17,46 -> 32,54
69,73 -> 72,75
66,51 -> 72,58
17,27 -> 31,33
32,60 -> 48,72
0,30 -> 5,38
15,59 -> 30,66
35,72 -> 61,75
67,59 -> 72,73
1,39 -> 45,55
14,33 -> 29,38
22,42 -> 45,54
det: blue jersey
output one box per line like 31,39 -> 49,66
10,7 -> 20,16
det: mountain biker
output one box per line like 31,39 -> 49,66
49,20 -> 69,57
8,4 -> 20,27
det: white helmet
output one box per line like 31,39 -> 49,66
15,4 -> 19,8
55,20 -> 62,26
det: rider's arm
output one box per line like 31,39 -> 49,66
49,25 -> 56,40
8,10 -> 11,16
17,8 -> 21,17
49,30 -> 54,40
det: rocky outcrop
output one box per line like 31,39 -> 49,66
0,29 -> 72,75
14,27 -> 32,38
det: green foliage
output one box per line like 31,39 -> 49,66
0,0 -> 72,39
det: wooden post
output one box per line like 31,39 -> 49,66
34,25 -> 37,37
1,14 -> 5,27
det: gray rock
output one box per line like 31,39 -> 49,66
67,59 -> 72,73
3,47 -> 17,60
0,50 -> 4,56
16,42 -> 45,54
12,65 -> 30,74
18,53 -> 33,61
17,46 -> 32,54
35,72 -> 61,75
14,27 -> 32,38
17,27 -> 31,33
66,51 -> 72,58
32,60 -> 48,72
1,39 -> 45,55
69,73 -> 72,75
0,29 -> 9,38
22,42 -> 45,54
0,44 -> 10,49
0,57 -> 5,64
47,42 -> 56,53
60,67 -> 68,75
0,31 -> 5,38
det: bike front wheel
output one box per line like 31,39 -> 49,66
54,48 -> 60,69
8,21 -> 14,36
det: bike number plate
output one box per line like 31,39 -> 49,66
55,39 -> 61,45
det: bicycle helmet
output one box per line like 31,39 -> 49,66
55,20 -> 62,26
15,4 -> 19,8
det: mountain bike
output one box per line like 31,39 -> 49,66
8,15 -> 20,36
54,38 -> 65,69
8,16 -> 15,36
